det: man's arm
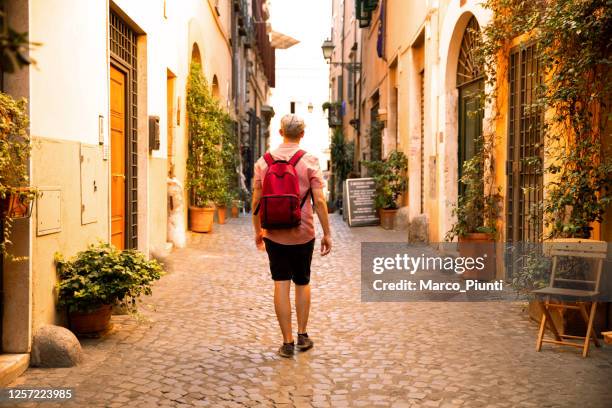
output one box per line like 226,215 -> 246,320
252,186 -> 265,251
312,188 -> 332,256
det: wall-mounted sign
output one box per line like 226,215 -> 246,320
345,178 -> 380,227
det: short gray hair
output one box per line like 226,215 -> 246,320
280,114 -> 305,138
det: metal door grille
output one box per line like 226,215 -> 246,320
110,10 -> 138,249
507,43 -> 543,244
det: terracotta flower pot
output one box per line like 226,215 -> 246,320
457,232 -> 496,281
379,208 -> 397,230
189,206 -> 215,233
69,304 -> 112,335
1,187 -> 34,219
231,205 -> 239,218
217,206 -> 227,224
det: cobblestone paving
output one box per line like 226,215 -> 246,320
7,215 -> 612,407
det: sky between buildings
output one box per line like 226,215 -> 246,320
268,0 -> 332,172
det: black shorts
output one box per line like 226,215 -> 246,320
263,238 -> 315,285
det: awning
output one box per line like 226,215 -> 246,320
270,31 -> 299,49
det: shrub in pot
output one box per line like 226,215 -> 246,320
186,62 -> 226,233
215,190 -> 232,225
363,150 -> 408,230
231,193 -> 241,218
56,243 -> 163,335
330,127 -> 355,206
446,143 -> 500,280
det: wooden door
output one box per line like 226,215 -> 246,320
110,65 -> 126,250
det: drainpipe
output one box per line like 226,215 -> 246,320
357,16 -> 363,174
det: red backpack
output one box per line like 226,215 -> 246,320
255,150 -> 312,230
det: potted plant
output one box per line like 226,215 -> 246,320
218,116 -> 240,224
446,137 -> 500,280
363,150 -> 408,230
1,92 -> 37,258
330,127 -> 355,207
322,101 -> 343,127
231,191 -> 242,218
55,242 -> 163,335
186,62 -> 226,233
216,190 -> 232,225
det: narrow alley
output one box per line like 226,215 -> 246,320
8,215 -> 612,408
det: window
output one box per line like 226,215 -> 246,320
369,91 -> 382,161
290,101 -> 295,113
336,76 -> 343,102
347,68 -> 354,104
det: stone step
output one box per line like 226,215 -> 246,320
0,354 -> 29,387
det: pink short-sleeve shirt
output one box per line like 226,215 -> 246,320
253,143 -> 324,245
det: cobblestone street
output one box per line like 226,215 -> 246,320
7,215 -> 612,407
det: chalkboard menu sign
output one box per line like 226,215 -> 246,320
345,178 -> 380,227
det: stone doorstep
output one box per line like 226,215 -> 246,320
0,353 -> 30,387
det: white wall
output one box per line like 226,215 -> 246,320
29,0 -> 109,145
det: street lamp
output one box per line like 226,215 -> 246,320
321,39 -> 334,61
321,39 -> 361,72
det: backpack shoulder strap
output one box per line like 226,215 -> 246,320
288,150 -> 306,167
263,152 -> 275,167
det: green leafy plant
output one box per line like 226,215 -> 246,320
323,101 -> 343,127
368,120 -> 383,161
186,62 -> 227,208
330,127 -> 354,201
446,134 -> 501,241
477,0 -> 612,239
510,249 -> 551,298
56,242 -> 164,314
219,116 -> 240,207
0,92 -> 36,257
363,150 -> 408,210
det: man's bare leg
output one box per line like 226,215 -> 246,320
295,283 -> 311,334
274,280 -> 293,343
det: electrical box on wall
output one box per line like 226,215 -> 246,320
37,187 -> 62,236
149,115 -> 160,152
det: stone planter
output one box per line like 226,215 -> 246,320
458,232 -> 496,281
69,304 -> 112,335
189,206 -> 215,233
379,208 -> 397,230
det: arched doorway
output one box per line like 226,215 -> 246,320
456,16 -> 484,194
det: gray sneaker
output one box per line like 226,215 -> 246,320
278,342 -> 295,358
297,333 -> 313,351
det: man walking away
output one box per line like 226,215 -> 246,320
252,114 -> 332,358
